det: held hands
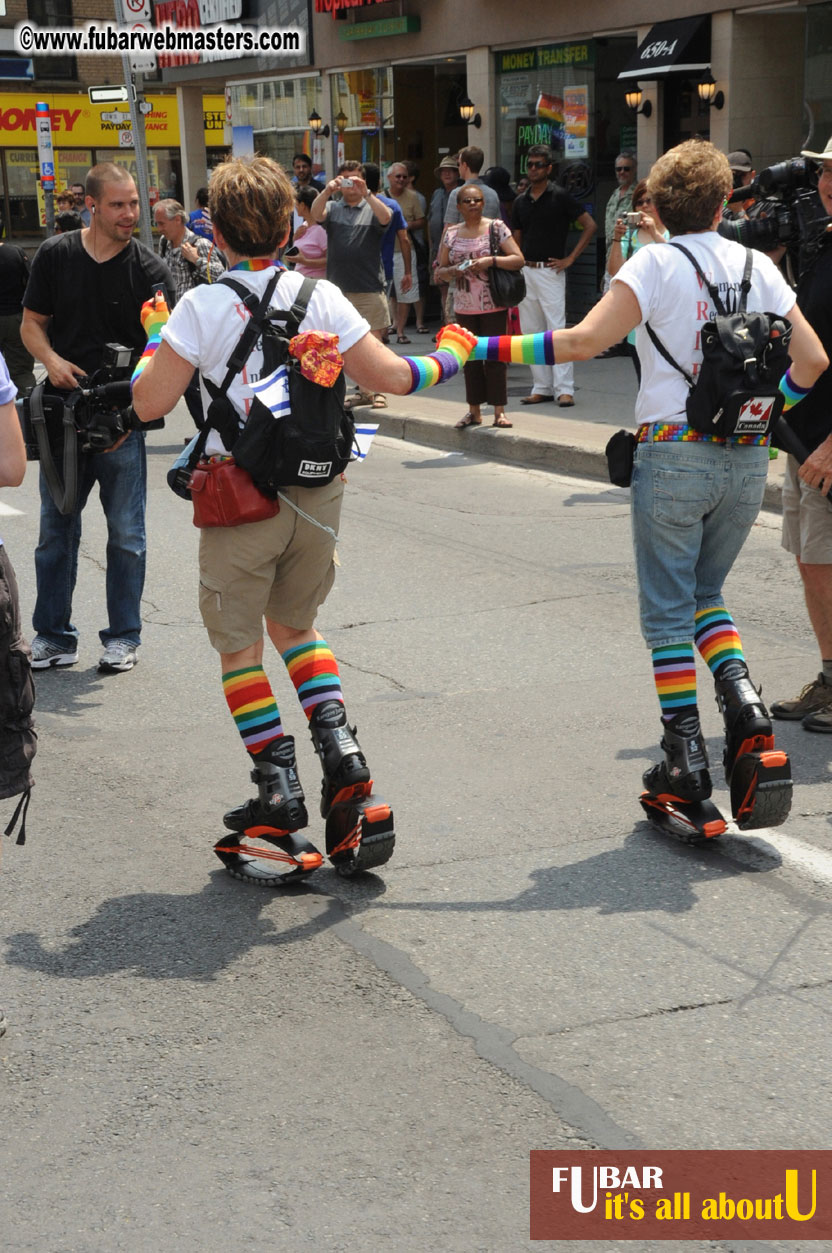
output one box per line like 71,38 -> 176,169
436,323 -> 478,367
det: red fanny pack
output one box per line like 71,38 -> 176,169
189,458 -> 280,528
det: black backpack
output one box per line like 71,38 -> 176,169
192,270 -> 356,497
645,242 -> 791,440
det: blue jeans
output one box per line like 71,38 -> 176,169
631,439 -> 769,648
33,430 -> 147,651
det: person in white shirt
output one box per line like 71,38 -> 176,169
457,140 -> 827,834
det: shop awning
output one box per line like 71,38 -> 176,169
618,17 -> 709,80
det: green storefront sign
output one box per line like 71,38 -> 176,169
341,15 -> 421,39
497,43 -> 595,73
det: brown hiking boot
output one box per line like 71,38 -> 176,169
770,673 -> 832,720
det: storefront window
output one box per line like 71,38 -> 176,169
4,148 -> 41,234
330,68 -> 394,170
230,77 -> 324,171
806,4 -> 832,148
496,41 -> 596,200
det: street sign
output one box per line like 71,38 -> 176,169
101,110 -> 129,124
88,84 -> 136,104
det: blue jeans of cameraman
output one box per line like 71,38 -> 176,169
33,430 -> 147,653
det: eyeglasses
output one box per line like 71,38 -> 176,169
459,198 -> 484,205
615,166 -> 634,173
526,160 -> 549,170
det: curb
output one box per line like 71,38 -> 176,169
376,408 -> 786,513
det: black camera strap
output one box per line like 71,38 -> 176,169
28,380 -> 82,515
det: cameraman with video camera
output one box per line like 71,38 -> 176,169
768,139 -> 832,731
21,163 -> 172,674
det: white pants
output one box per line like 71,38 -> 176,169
518,266 -> 574,398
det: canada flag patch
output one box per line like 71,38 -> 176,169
734,396 -> 775,434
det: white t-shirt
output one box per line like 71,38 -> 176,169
611,231 -> 796,428
162,266 -> 370,454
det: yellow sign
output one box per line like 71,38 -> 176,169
0,92 -> 226,148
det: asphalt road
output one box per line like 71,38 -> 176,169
2,412 -> 831,1252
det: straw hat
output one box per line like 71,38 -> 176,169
801,135 -> 832,160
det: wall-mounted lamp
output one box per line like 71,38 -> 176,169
308,109 -> 330,138
697,71 -> 724,111
624,85 -> 652,118
335,109 -> 348,134
458,96 -> 482,128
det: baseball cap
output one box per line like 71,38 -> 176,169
727,151 -> 753,173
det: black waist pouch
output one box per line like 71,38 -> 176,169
605,428 -> 636,487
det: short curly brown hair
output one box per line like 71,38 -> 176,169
646,139 -> 732,236
209,156 -> 293,257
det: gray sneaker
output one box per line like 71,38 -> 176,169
30,635 -> 79,669
98,640 -> 138,672
770,673 -> 832,720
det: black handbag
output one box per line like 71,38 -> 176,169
487,221 -> 526,308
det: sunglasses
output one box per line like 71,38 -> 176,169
526,160 -> 549,169
459,198 -> 484,205
616,166 -> 634,173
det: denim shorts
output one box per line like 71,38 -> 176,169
631,439 -> 769,648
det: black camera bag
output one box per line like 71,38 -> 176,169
197,271 -> 355,498
645,243 -> 791,440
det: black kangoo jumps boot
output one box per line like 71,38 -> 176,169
642,711 -> 712,804
713,658 -> 773,780
223,735 -> 308,833
309,700 -> 372,818
714,658 -> 791,829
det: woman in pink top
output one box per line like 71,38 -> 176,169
289,186 -> 328,278
437,189 -> 524,427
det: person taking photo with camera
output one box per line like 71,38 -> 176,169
21,163 -> 172,674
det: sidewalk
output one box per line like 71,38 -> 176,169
374,338 -> 788,512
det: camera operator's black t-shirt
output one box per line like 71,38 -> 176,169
788,239 -> 832,454
23,231 -> 173,375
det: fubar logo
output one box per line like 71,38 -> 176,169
530,1151 -> 832,1240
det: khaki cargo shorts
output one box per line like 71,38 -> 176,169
781,453 -> 832,564
198,477 -> 344,654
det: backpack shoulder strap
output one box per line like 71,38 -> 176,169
668,240 -> 726,315
207,271 -> 280,395
738,247 -> 753,312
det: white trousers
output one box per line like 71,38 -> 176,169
518,266 -> 574,397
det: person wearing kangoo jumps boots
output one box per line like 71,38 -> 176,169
131,156 -> 477,883
444,140 -> 828,841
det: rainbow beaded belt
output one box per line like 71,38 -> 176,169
637,422 -> 770,447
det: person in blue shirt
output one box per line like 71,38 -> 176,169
364,162 -> 411,344
188,187 -> 213,241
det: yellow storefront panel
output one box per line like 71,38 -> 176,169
0,92 -> 226,148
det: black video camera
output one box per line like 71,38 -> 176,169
719,157 -> 829,275
18,343 -> 161,459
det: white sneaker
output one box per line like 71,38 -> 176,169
98,640 -> 138,672
31,635 -> 79,669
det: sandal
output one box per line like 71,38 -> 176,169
371,394 -> 387,409
455,413 -> 482,429
415,325 -> 428,334
492,416 -> 513,428
396,335 -> 412,344
345,392 -> 375,410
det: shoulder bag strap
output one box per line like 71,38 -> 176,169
643,322 -> 696,389
28,381 -> 82,515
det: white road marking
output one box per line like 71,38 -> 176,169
724,826 -> 832,887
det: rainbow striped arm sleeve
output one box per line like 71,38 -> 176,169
778,367 -> 812,413
131,293 -> 171,387
467,330 -> 556,365
401,323 -> 477,393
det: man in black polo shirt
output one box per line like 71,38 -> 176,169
22,162 -> 172,674
511,144 -> 597,407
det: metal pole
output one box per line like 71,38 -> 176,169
120,59 -> 153,249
